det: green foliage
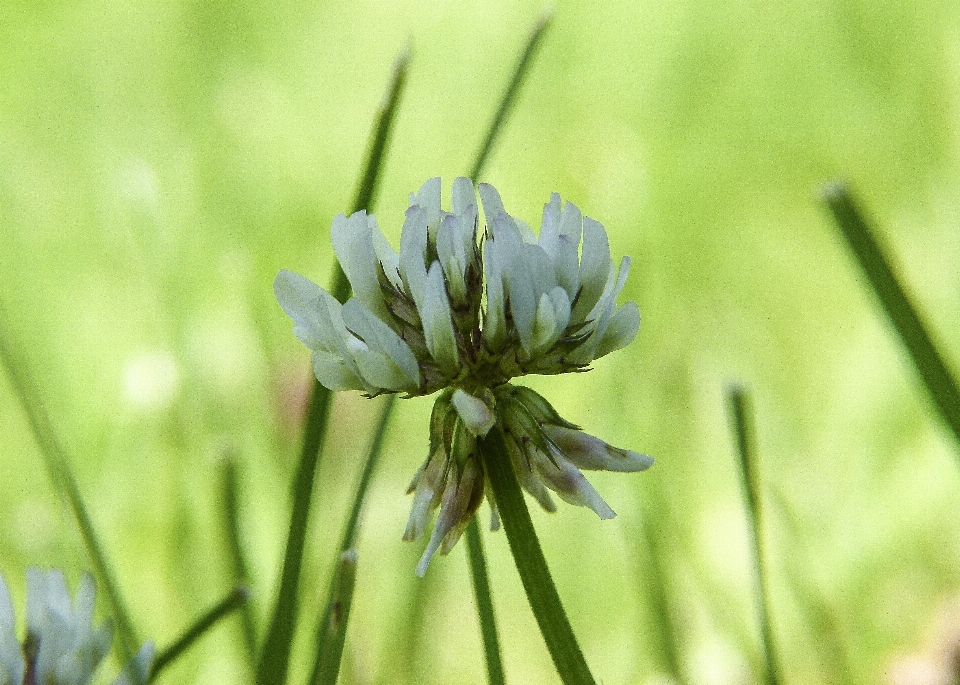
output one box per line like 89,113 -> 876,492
2,0 -> 960,682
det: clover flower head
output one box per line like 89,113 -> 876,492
276,178 -> 652,574
0,569 -> 154,685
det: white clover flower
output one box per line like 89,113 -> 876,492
0,569 -> 153,685
276,178 -> 652,575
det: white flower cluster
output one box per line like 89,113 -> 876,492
275,177 -> 639,397
0,569 -> 153,685
276,178 -> 652,574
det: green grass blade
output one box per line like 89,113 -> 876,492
469,8 -> 553,180
150,585 -> 250,681
0,307 -> 140,661
255,48 -> 411,685
309,396 -> 393,683
218,456 -> 258,667
311,551 -> 359,685
637,499 -> 687,684
822,181 -> 960,448
728,385 -> 783,685
479,425 -> 597,685
465,517 -> 506,685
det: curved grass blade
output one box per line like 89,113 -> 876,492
479,424 -> 597,685
822,181 -> 960,449
728,385 -> 782,685
0,308 -> 140,661
150,585 -> 250,681
255,48 -> 411,685
219,456 -> 258,666
470,8 -> 553,180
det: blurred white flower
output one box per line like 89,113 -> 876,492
276,178 -> 651,574
0,569 -> 153,685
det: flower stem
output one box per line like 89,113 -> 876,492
466,517 -> 506,685
728,385 -> 782,685
311,551 -> 360,685
479,425 -> 597,685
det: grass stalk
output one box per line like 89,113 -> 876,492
219,456 -> 258,666
0,310 -> 140,661
479,425 -> 597,685
255,49 -> 410,685
311,551 -> 359,685
728,385 -> 782,685
822,181 -> 960,449
309,396 -> 394,683
469,8 -> 553,180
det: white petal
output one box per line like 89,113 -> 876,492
531,449 -> 616,519
419,261 -> 461,376
531,293 -> 558,352
372,225 -> 402,290
404,451 -> 446,542
351,347 -> 413,391
274,270 -> 326,348
451,177 -> 477,216
452,389 -> 495,437
311,350 -> 366,392
398,205 -> 429,306
311,290 -> 371,390
412,177 -> 442,232
554,234 -> 581,300
558,200 -> 583,241
504,437 -> 557,512
573,216 -> 611,323
543,425 -> 653,472
538,193 -> 562,256
436,214 -> 467,303
478,183 -> 506,222
416,458 -> 482,576
0,575 -> 24,685
597,301 -> 640,358
330,212 -> 394,325
503,246 -> 536,354
482,240 -> 507,351
515,217 -> 538,244
342,299 -> 420,388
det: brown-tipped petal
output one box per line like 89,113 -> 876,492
529,447 -> 615,519
504,435 -> 557,513
415,459 -> 482,576
542,425 -> 653,472
403,450 -> 446,542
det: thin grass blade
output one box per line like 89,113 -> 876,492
470,8 -> 553,180
466,517 -> 506,685
219,456 -> 258,666
150,585 -> 250,681
822,181 -> 960,449
311,550 -> 359,685
728,385 -> 782,685
637,494 -> 687,684
0,308 -> 140,661
255,48 -> 411,685
309,395 -> 393,683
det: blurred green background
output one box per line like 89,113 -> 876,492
3,0 -> 960,682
